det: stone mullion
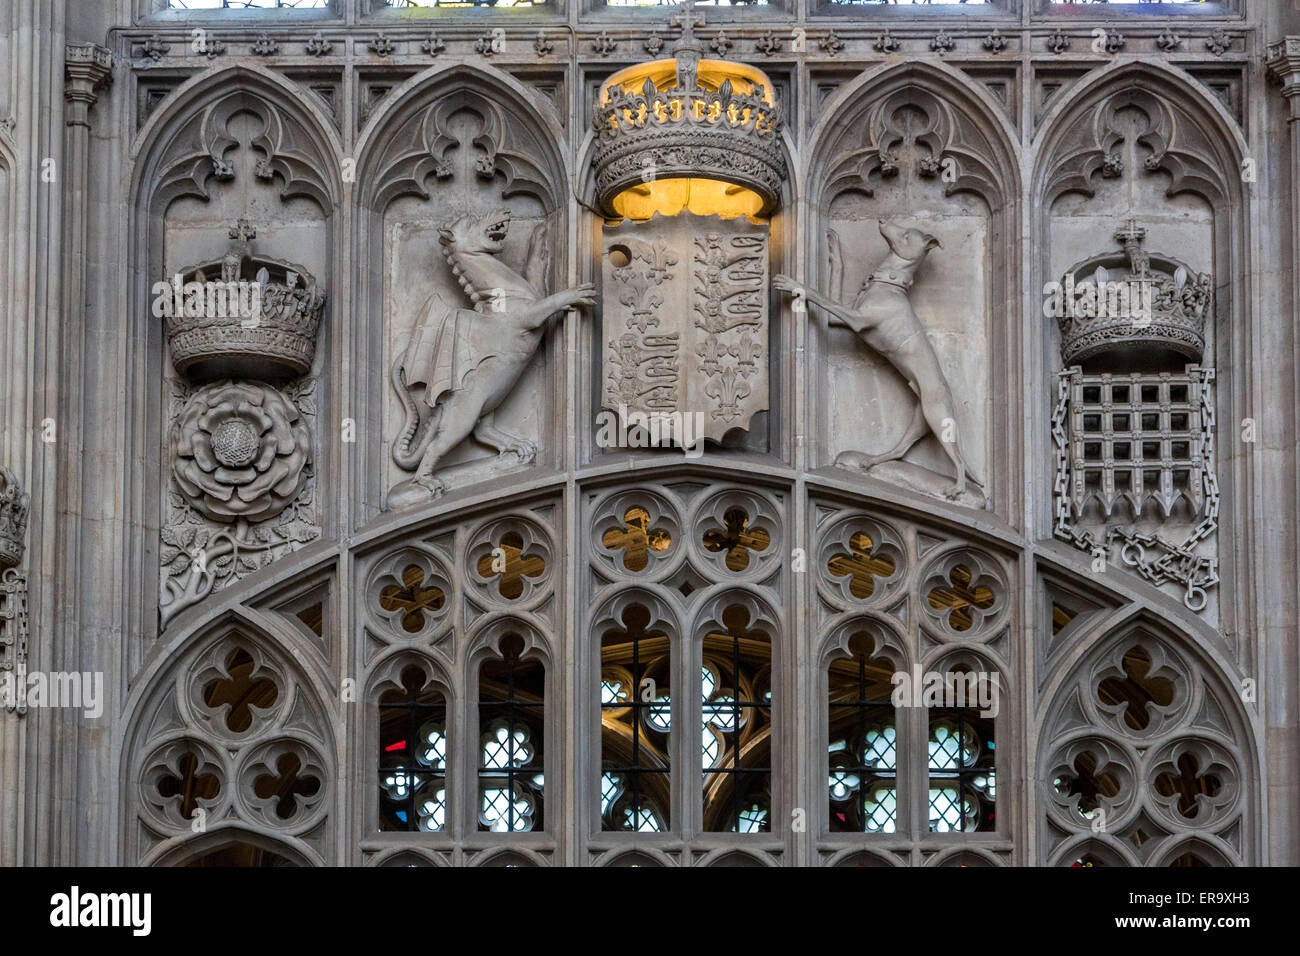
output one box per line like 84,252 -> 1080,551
7,0 -> 68,868
1264,39 -> 1300,867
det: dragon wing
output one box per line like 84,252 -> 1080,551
403,291 -> 461,411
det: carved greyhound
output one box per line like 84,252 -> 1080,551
775,218 -> 984,499
391,208 -> 597,499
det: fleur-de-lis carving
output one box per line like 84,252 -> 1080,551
1156,29 -> 1182,53
305,32 -> 332,57
534,31 -> 554,56
644,33 -> 664,56
1047,30 -> 1070,55
874,30 -> 901,54
1206,30 -> 1231,57
422,31 -> 445,57
931,31 -> 955,54
141,35 -> 170,61
820,31 -> 845,56
369,33 -> 396,57
982,30 -> 1008,54
251,33 -> 280,57
755,32 -> 782,57
711,32 -> 733,57
593,32 -> 619,56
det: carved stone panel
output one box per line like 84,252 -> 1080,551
601,213 -> 769,444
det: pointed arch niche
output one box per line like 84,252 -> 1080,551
352,66 -> 570,519
1032,63 -> 1252,631
126,66 -> 343,646
119,611 -> 339,867
1034,613 -> 1259,866
804,63 -> 1022,520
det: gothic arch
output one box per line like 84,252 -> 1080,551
120,609 -> 339,866
807,60 -> 1023,210
351,64 -> 574,523
149,825 -> 320,868
1029,60 -> 1258,643
123,65 -> 344,651
803,61 -> 1023,513
1033,610 -> 1259,865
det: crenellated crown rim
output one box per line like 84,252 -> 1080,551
164,220 -> 327,381
1057,221 -> 1213,367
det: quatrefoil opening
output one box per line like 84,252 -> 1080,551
702,506 -> 771,573
827,531 -> 897,600
476,530 -> 547,600
602,505 -> 672,572
379,564 -> 447,634
926,563 -> 997,632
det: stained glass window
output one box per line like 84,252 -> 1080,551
379,666 -> 448,832
478,635 -> 545,832
828,632 -> 898,833
928,707 -> 996,833
600,603 -> 671,831
702,604 -> 772,833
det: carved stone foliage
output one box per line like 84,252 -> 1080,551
129,629 -> 334,865
161,378 -> 320,629
1039,629 -> 1248,866
602,214 -> 769,443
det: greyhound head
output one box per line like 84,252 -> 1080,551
438,207 -> 511,256
878,218 -> 942,263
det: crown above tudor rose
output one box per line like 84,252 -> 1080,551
0,467 -> 30,571
1056,220 -> 1213,367
591,11 -> 786,220
163,219 -> 327,381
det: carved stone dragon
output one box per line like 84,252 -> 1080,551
389,208 -> 596,506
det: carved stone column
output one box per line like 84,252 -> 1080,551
1264,38 -> 1300,866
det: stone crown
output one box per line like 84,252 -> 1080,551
1058,221 -> 1212,366
591,51 -> 787,217
165,220 -> 327,380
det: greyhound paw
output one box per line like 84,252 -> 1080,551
944,483 -> 966,501
506,439 -> 537,464
835,451 -> 881,473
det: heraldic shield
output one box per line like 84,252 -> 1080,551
602,213 -> 770,445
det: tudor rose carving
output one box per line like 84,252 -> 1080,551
389,209 -> 597,505
776,219 -> 985,503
